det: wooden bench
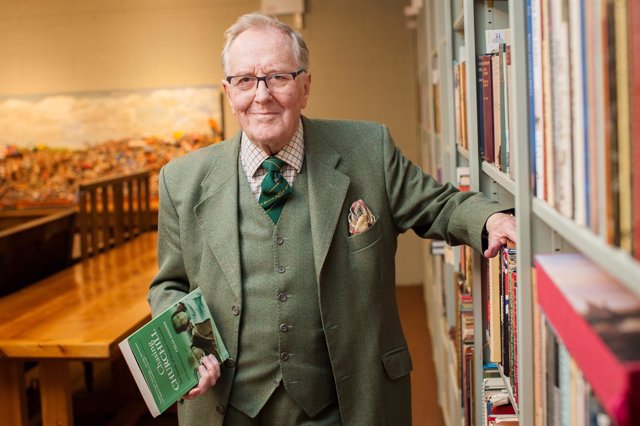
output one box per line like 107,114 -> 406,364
0,208 -> 76,297
0,231 -> 158,426
78,170 -> 151,260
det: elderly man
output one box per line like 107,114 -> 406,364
148,12 -> 515,426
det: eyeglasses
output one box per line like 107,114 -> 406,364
226,69 -> 306,92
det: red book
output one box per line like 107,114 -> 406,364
630,0 -> 640,260
480,54 -> 495,164
535,254 -> 640,426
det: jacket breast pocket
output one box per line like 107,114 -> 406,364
382,347 -> 413,380
346,219 -> 383,252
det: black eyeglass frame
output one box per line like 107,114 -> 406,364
225,69 -> 307,89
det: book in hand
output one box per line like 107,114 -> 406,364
119,288 -> 229,417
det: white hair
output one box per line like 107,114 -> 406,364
221,12 -> 310,75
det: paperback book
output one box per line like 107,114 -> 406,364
119,288 -> 229,417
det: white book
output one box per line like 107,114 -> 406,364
550,0 -> 573,219
569,0 -> 587,226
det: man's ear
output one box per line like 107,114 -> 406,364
301,73 -> 311,109
221,80 -> 236,114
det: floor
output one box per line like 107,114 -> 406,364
397,285 -> 445,426
67,285 -> 444,425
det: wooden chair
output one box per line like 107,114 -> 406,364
77,170 -> 151,260
76,170 -> 151,391
0,208 -> 76,298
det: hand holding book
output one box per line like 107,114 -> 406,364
182,354 -> 221,400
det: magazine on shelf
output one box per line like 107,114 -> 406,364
119,288 -> 229,417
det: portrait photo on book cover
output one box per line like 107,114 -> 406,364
171,300 -> 222,364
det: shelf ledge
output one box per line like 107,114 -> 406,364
481,161 -> 515,195
532,198 -> 640,296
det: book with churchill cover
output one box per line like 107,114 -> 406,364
119,288 -> 229,417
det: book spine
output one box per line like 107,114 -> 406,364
541,0 -> 555,205
585,0 -> 601,235
569,0 -> 587,227
530,0 -> 545,199
614,0 -> 632,252
481,54 -> 495,164
630,0 -> 640,260
550,0 -> 574,219
492,53 -> 502,167
603,0 -> 620,246
500,43 -> 509,175
477,59 -> 486,160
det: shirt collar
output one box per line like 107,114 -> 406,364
240,119 -> 304,177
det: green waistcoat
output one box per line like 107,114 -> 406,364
229,160 -> 336,418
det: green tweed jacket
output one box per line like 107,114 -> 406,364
148,117 -> 511,425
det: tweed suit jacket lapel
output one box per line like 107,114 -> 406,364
194,133 -> 242,300
303,117 -> 351,282
193,119 -> 352,297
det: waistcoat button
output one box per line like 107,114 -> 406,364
279,323 -> 289,332
275,236 -> 284,245
280,352 -> 290,361
231,305 -> 241,316
276,265 -> 286,274
278,292 -> 288,302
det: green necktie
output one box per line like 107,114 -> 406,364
259,157 -> 292,223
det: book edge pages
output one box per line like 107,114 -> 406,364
118,337 -> 162,418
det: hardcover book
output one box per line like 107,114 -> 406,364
535,253 -> 640,426
119,288 -> 229,417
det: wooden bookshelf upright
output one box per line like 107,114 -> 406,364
413,0 -> 640,425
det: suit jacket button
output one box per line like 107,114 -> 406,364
224,358 -> 236,368
216,405 -> 225,415
279,323 -> 289,332
231,305 -> 241,316
280,352 -> 290,361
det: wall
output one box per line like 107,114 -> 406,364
0,0 -> 424,285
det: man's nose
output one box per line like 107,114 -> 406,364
254,79 -> 272,101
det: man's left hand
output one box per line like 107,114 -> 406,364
183,354 -> 220,400
483,212 -> 516,258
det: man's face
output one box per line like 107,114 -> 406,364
172,311 -> 189,330
222,27 -> 311,154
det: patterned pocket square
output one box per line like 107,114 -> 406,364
348,199 -> 377,235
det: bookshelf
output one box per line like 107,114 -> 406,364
414,0 -> 640,425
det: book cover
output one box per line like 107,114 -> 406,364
118,288 -> 229,417
535,253 -> 640,426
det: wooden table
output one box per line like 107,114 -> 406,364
0,232 -> 158,426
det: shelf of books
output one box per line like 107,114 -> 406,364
414,0 -> 640,425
